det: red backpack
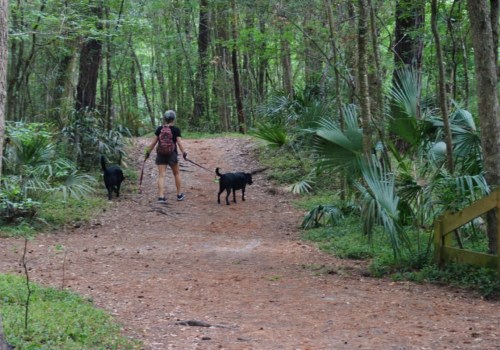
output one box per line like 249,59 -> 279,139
156,126 -> 175,156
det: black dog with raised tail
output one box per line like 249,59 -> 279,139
216,167 -> 253,205
101,155 -> 125,200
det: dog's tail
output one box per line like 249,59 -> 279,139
100,155 -> 107,172
215,167 -> 223,177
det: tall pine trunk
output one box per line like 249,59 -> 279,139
214,4 -> 231,131
358,0 -> 372,156
231,0 -> 245,134
467,0 -> 500,253
75,3 -> 103,111
193,0 -> 210,126
0,0 -> 7,178
431,0 -> 454,173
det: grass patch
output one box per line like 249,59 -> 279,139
258,146 -> 310,185
0,274 -> 141,349
39,195 -> 107,228
401,264 -> 500,298
298,200 -> 499,297
0,190 -> 110,238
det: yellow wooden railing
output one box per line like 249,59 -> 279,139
433,188 -> 500,278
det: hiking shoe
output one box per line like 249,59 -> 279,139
158,197 -> 167,203
177,193 -> 185,201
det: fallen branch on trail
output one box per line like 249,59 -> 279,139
148,207 -> 178,217
250,167 -> 268,175
175,319 -> 236,329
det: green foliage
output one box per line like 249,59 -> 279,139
355,157 -> 410,258
389,67 -> 420,146
0,180 -> 40,224
38,195 -> 107,229
313,105 -> 364,176
258,146 -> 310,184
0,274 -> 141,349
301,205 -> 345,229
2,122 -> 96,224
288,179 -> 314,195
250,122 -> 288,149
301,216 -> 377,260
410,264 -> 500,298
61,111 -> 131,169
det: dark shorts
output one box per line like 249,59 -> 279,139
155,151 -> 178,166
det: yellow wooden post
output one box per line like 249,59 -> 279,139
433,217 -> 443,265
496,189 -> 500,278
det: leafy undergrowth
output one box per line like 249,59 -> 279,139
297,199 -> 500,299
0,274 -> 142,349
0,175 -> 142,348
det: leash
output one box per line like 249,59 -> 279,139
137,155 -> 149,194
185,157 -> 212,173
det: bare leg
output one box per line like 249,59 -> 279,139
158,164 -> 167,198
171,163 -> 182,196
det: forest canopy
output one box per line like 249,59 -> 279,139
1,0 -> 500,257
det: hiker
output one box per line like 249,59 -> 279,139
145,110 -> 188,203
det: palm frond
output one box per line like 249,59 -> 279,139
301,205 -> 344,229
389,67 -> 420,145
50,172 -> 96,201
313,105 -> 364,174
355,157 -> 409,258
249,122 -> 288,148
288,180 -> 314,194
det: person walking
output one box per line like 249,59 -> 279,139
145,110 -> 187,203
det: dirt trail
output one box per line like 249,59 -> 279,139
1,137 -> 499,350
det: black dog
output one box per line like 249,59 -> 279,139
101,155 -> 124,200
216,167 -> 253,205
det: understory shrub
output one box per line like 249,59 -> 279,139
0,274 -> 141,349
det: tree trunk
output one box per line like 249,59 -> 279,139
325,0 -> 347,199
393,0 -> 425,71
368,0 -> 384,125
392,0 -> 425,118
0,0 -> 7,178
7,1 -> 46,120
129,48 -> 139,111
231,0 -> 245,134
51,43 -> 78,127
75,2 -> 103,111
280,32 -> 293,99
104,5 -> 113,131
214,3 -> 231,131
431,0 -> 454,173
490,0 -> 499,76
467,0 -> 500,253
358,0 -> 372,156
346,3 -> 358,103
130,46 -> 155,128
390,0 -> 425,153
192,0 -> 210,127
303,12 -> 322,90
155,51 -> 168,110
257,17 -> 268,102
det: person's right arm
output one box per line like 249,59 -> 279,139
145,131 -> 159,158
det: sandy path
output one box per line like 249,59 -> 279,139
1,137 -> 499,350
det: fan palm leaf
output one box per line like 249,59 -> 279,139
301,205 -> 344,229
313,105 -> 364,175
50,172 -> 96,201
355,157 -> 410,258
389,67 -> 420,146
250,122 -> 288,148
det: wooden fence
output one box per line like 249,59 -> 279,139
433,188 -> 500,278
